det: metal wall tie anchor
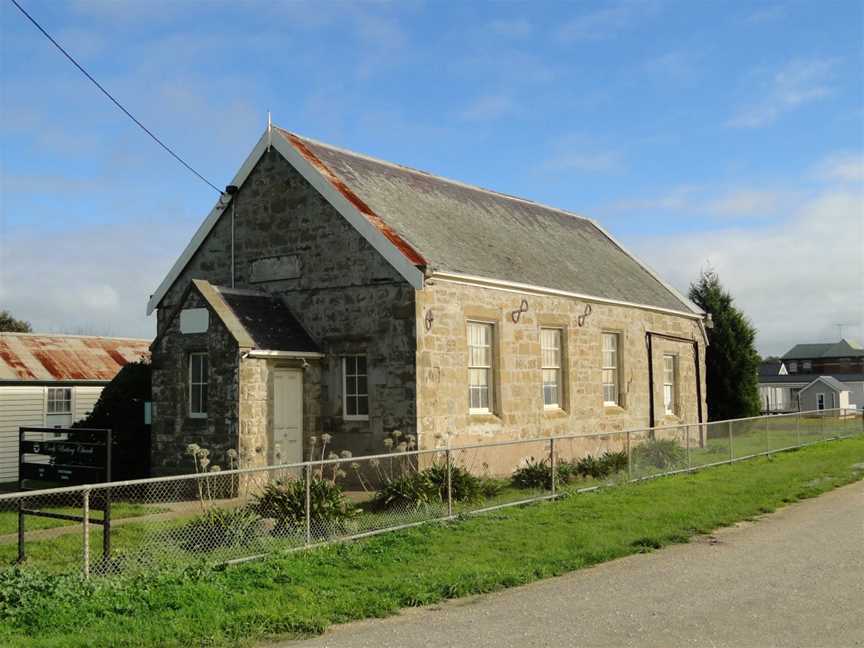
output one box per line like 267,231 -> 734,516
511,299 -> 529,324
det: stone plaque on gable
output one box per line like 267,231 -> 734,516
250,255 -> 302,283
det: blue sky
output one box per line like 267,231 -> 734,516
1,0 -> 862,355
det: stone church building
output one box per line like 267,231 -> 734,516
148,126 -> 708,475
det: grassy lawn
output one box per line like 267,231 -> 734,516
0,502 -> 168,536
0,435 -> 861,648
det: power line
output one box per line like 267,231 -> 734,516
9,0 -> 223,194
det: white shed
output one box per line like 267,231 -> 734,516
798,375 -> 850,412
0,333 -> 150,483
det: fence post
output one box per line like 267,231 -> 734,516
820,409 -> 825,438
304,464 -> 311,545
549,438 -> 556,497
82,488 -> 90,579
445,448 -> 453,518
728,421 -> 734,462
686,425 -> 691,471
764,415 -> 770,452
795,412 -> 801,447
626,430 -> 632,481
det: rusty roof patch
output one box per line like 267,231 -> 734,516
0,333 -> 150,383
281,130 -> 427,267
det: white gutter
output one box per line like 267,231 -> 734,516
244,350 -> 325,359
428,271 -> 705,321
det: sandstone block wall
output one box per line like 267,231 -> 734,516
415,280 -> 708,461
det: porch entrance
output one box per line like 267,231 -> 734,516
272,369 -> 303,465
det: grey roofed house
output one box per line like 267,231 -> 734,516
146,124 -> 708,477
782,339 -> 864,360
804,375 -> 850,392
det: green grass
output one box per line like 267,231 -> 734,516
0,503 -> 168,536
1,435 -> 862,648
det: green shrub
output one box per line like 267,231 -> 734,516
250,478 -> 356,536
511,457 -> 552,490
373,464 -> 498,510
373,471 -> 438,510
179,507 -> 261,553
632,438 -> 686,470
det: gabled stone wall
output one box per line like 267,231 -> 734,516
152,150 -> 417,473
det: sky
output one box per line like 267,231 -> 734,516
0,0 -> 862,357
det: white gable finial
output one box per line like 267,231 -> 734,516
267,110 -> 272,151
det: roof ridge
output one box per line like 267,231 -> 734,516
277,127 -> 595,225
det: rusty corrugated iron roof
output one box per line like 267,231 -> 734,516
0,333 -> 150,383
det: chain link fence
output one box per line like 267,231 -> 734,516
1,408 -> 860,577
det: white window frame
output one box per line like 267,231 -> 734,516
802,360 -> 812,370
468,321 -> 495,414
342,355 -> 369,421
830,392 -> 837,409
541,328 -> 563,409
816,393 -> 825,411
602,332 -> 620,407
663,354 -> 677,416
46,387 -> 72,414
788,361 -> 798,373
188,352 -> 208,418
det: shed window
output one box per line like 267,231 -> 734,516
602,333 -> 620,406
816,393 -> 825,411
541,328 -> 563,408
342,355 -> 369,420
468,322 -> 494,413
47,388 -> 72,414
663,354 -> 677,415
189,352 -> 208,417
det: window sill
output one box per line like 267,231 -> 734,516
468,412 -> 501,425
543,407 -> 568,419
343,416 -> 370,422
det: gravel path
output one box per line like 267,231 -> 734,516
277,479 -> 864,648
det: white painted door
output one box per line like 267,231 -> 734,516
272,369 -> 303,465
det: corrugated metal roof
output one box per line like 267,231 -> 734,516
277,128 -> 694,314
0,333 -> 150,382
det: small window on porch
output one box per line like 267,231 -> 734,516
342,355 -> 369,420
189,352 -> 208,418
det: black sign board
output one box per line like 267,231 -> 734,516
19,428 -> 111,486
18,427 -> 113,566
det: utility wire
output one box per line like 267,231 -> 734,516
9,0 -> 223,194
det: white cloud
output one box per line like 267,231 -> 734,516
610,185 -> 702,211
743,4 -> 786,24
728,58 -> 838,128
460,93 -> 518,121
0,219 -> 192,339
814,152 -> 864,184
706,189 -> 788,217
487,19 -> 533,39
628,188 -> 864,356
558,0 -> 658,42
542,151 -> 621,173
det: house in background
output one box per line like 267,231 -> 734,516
758,339 -> 864,413
797,376 -> 851,412
147,125 -> 709,477
0,333 -> 151,482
